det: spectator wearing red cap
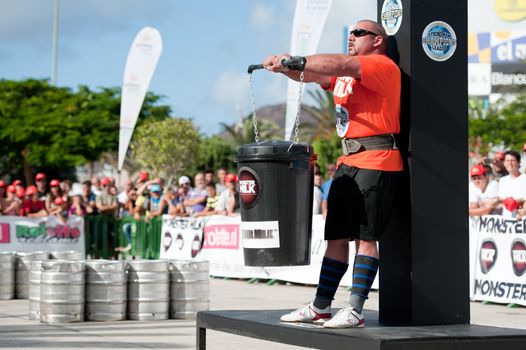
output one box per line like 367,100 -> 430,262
15,187 -> 26,202
35,173 -> 47,200
48,196 -> 69,223
45,179 -> 63,213
215,173 -> 239,216
96,178 -> 118,216
491,151 -> 508,180
468,165 -> 499,217
21,185 -> 47,217
2,185 -> 20,216
12,180 -> 24,193
498,150 -> 526,219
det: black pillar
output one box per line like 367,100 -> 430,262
378,0 -> 469,326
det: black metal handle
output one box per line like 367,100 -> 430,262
247,64 -> 264,74
247,56 -> 306,74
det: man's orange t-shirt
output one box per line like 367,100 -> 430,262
323,54 -> 402,171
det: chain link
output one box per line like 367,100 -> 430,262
248,73 -> 259,143
293,72 -> 305,143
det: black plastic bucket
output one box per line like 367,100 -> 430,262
236,140 -> 317,266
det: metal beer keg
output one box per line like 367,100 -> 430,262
40,260 -> 85,323
127,260 -> 169,321
85,260 -> 127,321
169,260 -> 210,319
0,252 -> 16,300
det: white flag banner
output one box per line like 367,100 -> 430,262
118,27 -> 163,170
284,0 -> 332,140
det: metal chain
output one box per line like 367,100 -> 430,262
249,70 -> 304,144
248,72 -> 259,143
293,72 -> 305,143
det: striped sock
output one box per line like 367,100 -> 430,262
313,257 -> 348,309
349,254 -> 379,314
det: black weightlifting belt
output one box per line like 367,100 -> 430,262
342,134 -> 397,155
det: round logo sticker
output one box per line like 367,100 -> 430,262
421,21 -> 457,62
381,0 -> 403,35
479,239 -> 498,274
511,239 -> 526,277
238,168 -> 261,208
335,104 -> 350,138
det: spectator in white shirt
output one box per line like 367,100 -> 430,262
498,150 -> 526,219
468,164 -> 499,216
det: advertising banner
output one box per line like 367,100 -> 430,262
0,215 -> 85,257
118,27 -> 163,170
199,215 -> 267,279
468,31 -> 526,96
284,0 -> 332,140
472,215 -> 526,306
159,216 -> 204,260
160,214 -> 378,288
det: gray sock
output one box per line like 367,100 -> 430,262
349,294 -> 366,314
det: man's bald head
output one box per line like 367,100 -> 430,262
356,20 -> 388,40
352,20 -> 388,54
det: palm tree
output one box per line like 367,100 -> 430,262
220,115 -> 282,147
302,89 -> 335,141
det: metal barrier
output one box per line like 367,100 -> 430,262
84,215 -> 162,260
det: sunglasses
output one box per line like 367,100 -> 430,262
350,28 -> 379,37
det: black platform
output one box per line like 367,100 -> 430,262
196,309 -> 526,350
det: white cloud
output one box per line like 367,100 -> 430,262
212,70 -> 251,107
316,1 -> 376,53
211,70 -> 288,119
250,3 -> 275,30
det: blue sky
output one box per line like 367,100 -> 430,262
0,0 -> 374,135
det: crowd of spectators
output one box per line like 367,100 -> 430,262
469,143 -> 526,219
0,168 -> 246,252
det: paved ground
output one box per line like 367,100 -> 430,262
1,278 -> 525,349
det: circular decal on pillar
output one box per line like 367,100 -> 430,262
479,239 -> 498,274
511,239 -> 526,277
421,21 -> 457,62
238,167 -> 261,209
381,0 -> 403,35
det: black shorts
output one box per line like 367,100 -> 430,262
324,164 -> 397,241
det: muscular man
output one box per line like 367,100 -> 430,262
263,20 -> 402,328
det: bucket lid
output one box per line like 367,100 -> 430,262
236,140 -> 317,162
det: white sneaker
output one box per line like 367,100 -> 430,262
323,306 -> 365,328
280,302 -> 331,324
